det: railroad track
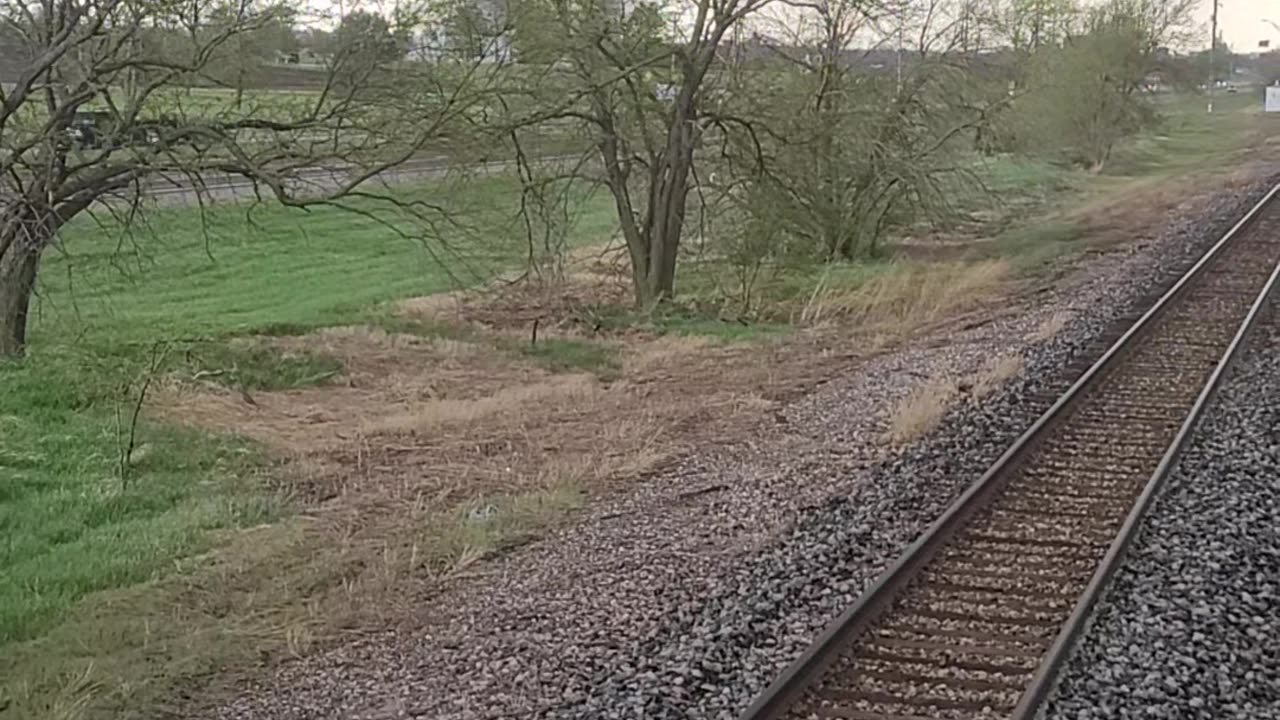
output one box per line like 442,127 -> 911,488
739,184 -> 1280,720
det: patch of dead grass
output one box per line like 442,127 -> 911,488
1065,160 -> 1273,252
396,292 -> 466,320
417,473 -> 588,579
2,663 -> 103,720
307,326 -> 479,356
623,335 -> 715,375
884,377 -> 957,445
396,271 -> 631,337
270,326 -> 488,377
970,354 -> 1024,401
1027,311 -> 1072,342
802,260 -> 1011,331
365,374 -> 601,435
884,352 -> 1024,445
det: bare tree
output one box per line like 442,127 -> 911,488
712,0 -> 994,261
981,0 -> 1078,52
502,0 -> 774,306
0,0 -> 492,356
1010,0 -> 1195,170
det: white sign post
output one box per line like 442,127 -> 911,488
1266,86 -> 1280,113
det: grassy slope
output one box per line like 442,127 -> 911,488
674,94 -> 1271,316
1108,91 -> 1264,176
2,177 -> 613,653
0,91 -> 1271,716
36,182 -> 615,345
982,91 -> 1272,271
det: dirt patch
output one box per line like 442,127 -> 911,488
395,243 -> 634,339
159,328 -> 547,460
155,291 -> 844,550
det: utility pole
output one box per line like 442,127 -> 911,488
896,17 -> 903,96
1208,0 -> 1218,113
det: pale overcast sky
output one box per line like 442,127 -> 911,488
310,0 -> 1276,53
1195,0 -> 1278,51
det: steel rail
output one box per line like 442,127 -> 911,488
1009,240 -> 1280,718
736,181 -> 1280,720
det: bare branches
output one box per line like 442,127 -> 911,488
0,0 -> 518,355
116,339 -> 169,487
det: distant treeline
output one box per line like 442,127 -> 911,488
0,36 -> 328,88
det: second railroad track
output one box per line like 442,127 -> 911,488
739,184 -> 1280,720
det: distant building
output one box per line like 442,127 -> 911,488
412,0 -> 630,63
411,0 -> 511,63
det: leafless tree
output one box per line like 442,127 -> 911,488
500,0 -> 775,306
709,0 -> 995,261
1007,0 -> 1196,170
0,0 -> 493,356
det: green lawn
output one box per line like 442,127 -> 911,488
1,175 -> 614,653
35,181 -> 613,346
1105,90 -> 1269,177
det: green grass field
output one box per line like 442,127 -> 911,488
1,177 -> 614,652
1106,90 -> 1266,177
36,180 -> 619,344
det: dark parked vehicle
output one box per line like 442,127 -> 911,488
66,110 -> 113,148
65,111 -> 176,149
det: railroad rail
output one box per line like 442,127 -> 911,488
739,184 -> 1280,720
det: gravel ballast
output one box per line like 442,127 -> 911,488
1043,314 -> 1280,718
211,179 -> 1280,720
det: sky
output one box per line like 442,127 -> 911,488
302,0 -> 1273,53
1196,0 -> 1277,51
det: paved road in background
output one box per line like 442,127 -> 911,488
148,154 -> 579,207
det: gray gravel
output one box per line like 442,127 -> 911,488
209,178 -> 1280,720
1043,314 -> 1280,718
540,179 -> 1280,720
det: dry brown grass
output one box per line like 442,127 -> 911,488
1027,311 -> 1072,342
970,354 -> 1024,401
884,352 -> 1024,445
396,292 -> 466,319
364,374 -> 602,435
155,324 -> 552,457
884,377 -> 957,445
1064,158 -> 1274,252
303,326 -> 482,358
801,260 -> 1011,331
623,335 -> 714,375
3,663 -> 103,720
412,465 -> 593,579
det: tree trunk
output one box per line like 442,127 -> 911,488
0,241 -> 39,358
647,219 -> 680,301
640,91 -> 698,306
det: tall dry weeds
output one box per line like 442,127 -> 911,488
365,374 -> 601,435
802,260 -> 1010,331
969,354 -> 1024,401
884,377 -> 957,445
